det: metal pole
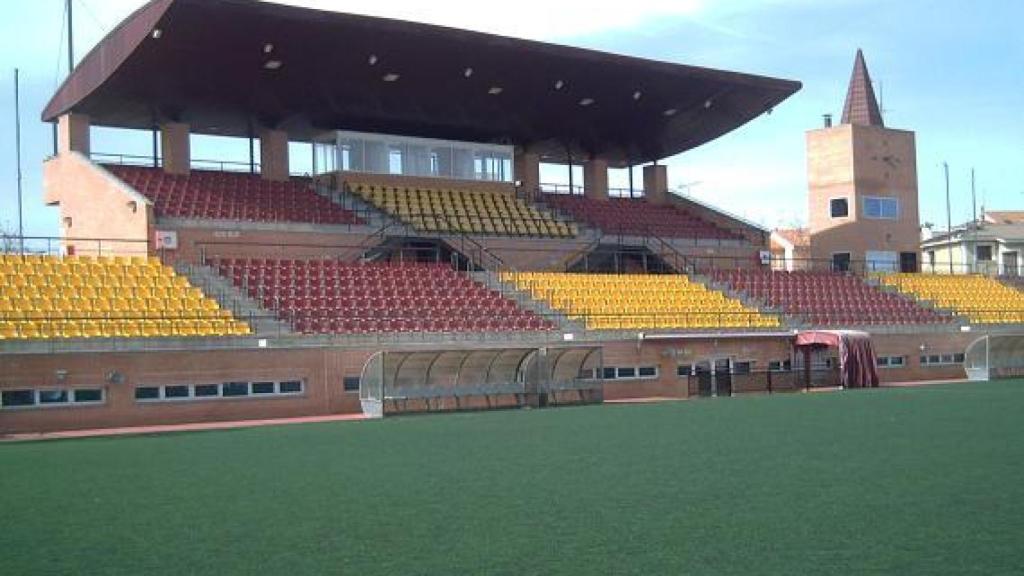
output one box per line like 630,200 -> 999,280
971,168 -> 977,274
944,161 -> 952,275
15,69 -> 24,253
67,0 -> 75,71
152,128 -> 159,167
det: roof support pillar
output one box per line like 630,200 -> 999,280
160,122 -> 191,176
643,164 -> 668,204
259,128 -> 290,182
583,158 -> 608,201
57,113 -> 90,156
514,151 -> 540,198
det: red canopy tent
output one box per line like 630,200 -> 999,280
795,330 -> 879,389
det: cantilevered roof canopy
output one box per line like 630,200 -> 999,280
42,0 -> 801,166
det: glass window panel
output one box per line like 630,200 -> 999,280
222,382 -> 250,397
135,387 -> 160,401
195,384 -> 219,397
342,377 -> 360,392
617,367 -> 637,379
39,390 -> 69,404
280,380 -> 303,394
2,390 -> 37,407
252,382 -> 276,395
164,385 -> 190,399
73,389 -> 104,403
637,366 -> 657,378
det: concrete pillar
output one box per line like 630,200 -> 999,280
160,122 -> 191,175
57,113 -> 91,156
259,128 -> 290,181
643,164 -> 668,204
583,158 -> 609,201
514,151 -> 540,196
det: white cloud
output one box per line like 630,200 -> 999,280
264,0 -> 705,40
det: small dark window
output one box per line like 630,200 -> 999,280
928,355 -> 940,364
252,382 -> 276,395
39,390 -> 70,405
677,365 -> 692,377
832,253 -> 851,273
342,377 -> 360,392
637,366 -> 657,378
280,380 -> 303,394
73,389 -> 104,403
222,382 -> 250,397
194,384 -> 219,397
164,385 -> 190,399
135,387 -> 160,401
617,367 -> 637,379
733,362 -> 752,375
602,367 -> 618,380
2,390 -> 36,407
830,198 -> 849,218
976,246 -> 993,262
954,353 -> 965,363
890,357 -> 905,367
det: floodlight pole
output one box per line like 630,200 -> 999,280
971,168 -> 977,273
944,161 -> 952,275
14,69 -> 24,252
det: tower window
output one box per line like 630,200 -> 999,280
864,196 -> 899,219
830,198 -> 849,218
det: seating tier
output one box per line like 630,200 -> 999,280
881,274 -> 1024,324
213,259 -> 557,334
711,269 -> 951,326
543,195 -> 742,240
349,183 -> 576,238
502,272 -> 779,330
0,255 -> 250,339
106,165 -> 363,225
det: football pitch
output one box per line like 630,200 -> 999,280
3,380 -> 1024,575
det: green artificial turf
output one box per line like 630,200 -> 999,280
3,381 -> 1024,575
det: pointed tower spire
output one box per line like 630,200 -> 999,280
841,49 -> 884,127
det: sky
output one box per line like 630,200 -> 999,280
0,0 -> 1021,238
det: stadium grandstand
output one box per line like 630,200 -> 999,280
1,0 -> 1021,436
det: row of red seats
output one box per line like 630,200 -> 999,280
543,195 -> 743,241
711,269 -> 951,326
106,165 -> 363,225
212,258 -> 557,334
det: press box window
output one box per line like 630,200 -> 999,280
830,198 -> 849,218
342,377 -> 360,392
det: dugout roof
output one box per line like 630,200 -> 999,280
42,0 -> 802,166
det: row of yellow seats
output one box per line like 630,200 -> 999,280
0,286 -> 205,300
1,275 -> 189,291
588,315 -> 779,330
0,296 -> 220,313
0,254 -> 159,265
0,310 -> 232,321
0,319 -> 250,340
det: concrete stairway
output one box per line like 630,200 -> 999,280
177,262 -> 293,337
